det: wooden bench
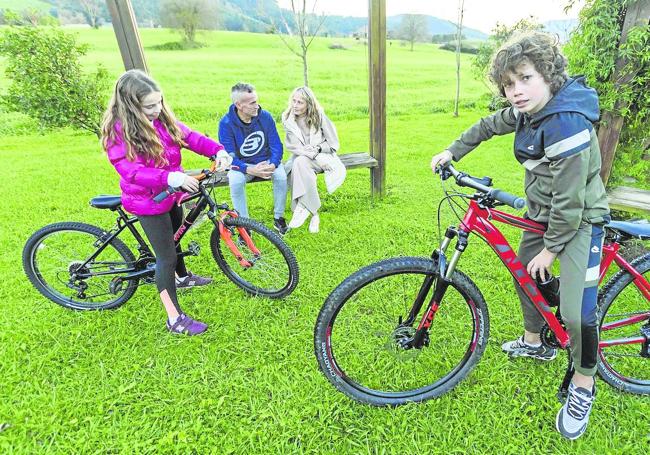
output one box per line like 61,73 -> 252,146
199,152 -> 378,187
608,186 -> 650,216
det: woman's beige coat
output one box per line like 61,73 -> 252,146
282,112 -> 346,193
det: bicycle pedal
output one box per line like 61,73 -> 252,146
187,241 -> 201,256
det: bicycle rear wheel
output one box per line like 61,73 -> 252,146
314,256 -> 489,406
210,216 -> 299,298
597,252 -> 650,395
22,222 -> 137,310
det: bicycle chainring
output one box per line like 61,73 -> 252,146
540,325 -> 561,349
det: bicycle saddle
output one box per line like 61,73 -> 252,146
605,220 -> 650,240
90,195 -> 122,210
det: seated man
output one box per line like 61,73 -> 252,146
218,82 -> 288,235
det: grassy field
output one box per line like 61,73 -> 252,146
1,28 -> 648,453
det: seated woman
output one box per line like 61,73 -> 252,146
282,86 -> 346,233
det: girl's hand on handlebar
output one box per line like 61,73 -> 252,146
180,174 -> 200,193
431,150 -> 453,174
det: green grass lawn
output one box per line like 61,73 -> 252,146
1,28 -> 648,453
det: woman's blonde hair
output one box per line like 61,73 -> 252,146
282,86 -> 323,130
100,70 -> 185,166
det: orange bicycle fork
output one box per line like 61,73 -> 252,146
215,211 -> 260,268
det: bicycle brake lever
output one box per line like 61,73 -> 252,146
438,166 -> 452,181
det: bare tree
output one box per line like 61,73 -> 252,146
79,0 -> 103,28
161,0 -> 218,45
454,0 -> 465,117
273,0 -> 327,86
398,14 -> 428,51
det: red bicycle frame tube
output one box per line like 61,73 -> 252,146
457,200 -> 650,349
458,201 -> 570,347
599,243 -> 650,335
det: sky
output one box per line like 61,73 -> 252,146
276,0 -> 585,34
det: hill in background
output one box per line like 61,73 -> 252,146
0,0 -> 575,43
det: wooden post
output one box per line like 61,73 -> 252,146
368,0 -> 386,197
597,0 -> 650,185
106,0 -> 148,73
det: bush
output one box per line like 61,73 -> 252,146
0,25 -> 109,137
328,42 -> 346,50
563,0 -> 650,187
148,40 -> 207,51
438,42 -> 479,54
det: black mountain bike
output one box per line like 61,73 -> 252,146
23,161 -> 299,310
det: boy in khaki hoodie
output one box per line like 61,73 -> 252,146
431,32 -> 609,440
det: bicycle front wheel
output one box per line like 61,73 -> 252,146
210,216 -> 299,298
22,222 -> 137,310
314,256 -> 489,406
597,252 -> 650,395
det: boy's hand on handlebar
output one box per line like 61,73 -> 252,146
431,150 -> 453,174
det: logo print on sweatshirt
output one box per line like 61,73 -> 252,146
240,131 -> 265,157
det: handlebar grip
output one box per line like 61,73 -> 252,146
489,189 -> 526,209
154,186 -> 176,203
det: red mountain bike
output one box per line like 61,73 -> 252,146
314,163 -> 649,406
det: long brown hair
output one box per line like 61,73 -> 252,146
282,86 -> 323,130
101,70 -> 185,166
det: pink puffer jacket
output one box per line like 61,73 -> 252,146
106,120 -> 224,216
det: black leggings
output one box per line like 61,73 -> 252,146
138,204 -> 188,311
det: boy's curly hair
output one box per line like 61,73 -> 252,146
489,31 -> 568,97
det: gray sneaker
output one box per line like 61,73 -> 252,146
175,271 -> 213,289
556,382 -> 596,440
501,336 -> 557,361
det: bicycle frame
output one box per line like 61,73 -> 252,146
73,185 -> 256,284
430,199 -> 650,350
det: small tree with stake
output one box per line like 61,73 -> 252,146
273,0 -> 327,87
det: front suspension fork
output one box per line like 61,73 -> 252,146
409,228 -> 469,348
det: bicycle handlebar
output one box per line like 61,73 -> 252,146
440,163 -> 526,210
154,157 -> 224,203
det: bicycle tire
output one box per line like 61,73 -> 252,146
210,216 -> 299,298
597,252 -> 650,395
314,256 -> 489,406
22,222 -> 138,310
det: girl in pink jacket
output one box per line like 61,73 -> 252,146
101,70 -> 231,336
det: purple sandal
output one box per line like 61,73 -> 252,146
166,314 -> 208,336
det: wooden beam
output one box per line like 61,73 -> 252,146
608,186 -> 650,215
106,0 -> 148,73
368,0 -> 386,198
598,0 -> 650,184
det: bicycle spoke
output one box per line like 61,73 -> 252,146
25,225 -> 136,310
598,258 -> 650,392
